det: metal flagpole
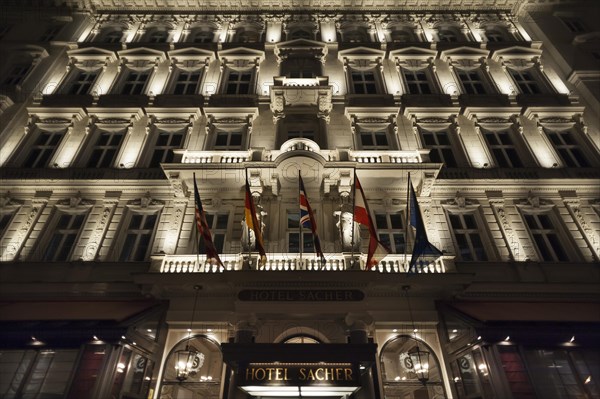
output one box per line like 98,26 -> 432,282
405,172 -> 411,272
299,171 -> 303,270
350,167 -> 356,270
193,173 -> 200,271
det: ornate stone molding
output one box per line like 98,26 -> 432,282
82,197 -> 120,261
3,197 -> 48,261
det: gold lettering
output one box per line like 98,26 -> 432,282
266,368 -> 274,380
246,367 -> 254,381
325,368 -> 332,380
344,368 -> 353,380
255,368 -> 266,380
300,368 -> 307,380
307,369 -> 316,380
284,368 -> 289,380
274,368 -> 283,381
315,368 -> 324,381
336,368 -> 342,380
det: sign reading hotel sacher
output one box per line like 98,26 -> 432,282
239,363 -> 360,387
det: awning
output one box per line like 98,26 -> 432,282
449,302 -> 600,323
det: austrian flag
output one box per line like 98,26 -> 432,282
193,174 -> 223,267
353,176 -> 390,269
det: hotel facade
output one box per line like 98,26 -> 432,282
0,0 -> 599,398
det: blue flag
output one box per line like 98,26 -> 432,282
408,175 -> 442,273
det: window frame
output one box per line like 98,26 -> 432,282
145,127 -> 186,167
454,67 -> 491,95
62,68 -> 100,95
446,209 -> 491,261
118,68 -> 152,95
419,128 -> 459,167
349,68 -> 382,94
198,212 -> 230,254
507,67 -> 547,95
20,128 -> 68,168
374,211 -> 406,254
480,127 -> 525,168
401,67 -> 436,95
114,208 -> 161,262
520,209 -> 574,262
287,209 -> 315,253
222,67 -> 255,95
39,207 -> 89,262
544,128 -> 592,168
85,128 -> 127,168
168,68 -> 203,95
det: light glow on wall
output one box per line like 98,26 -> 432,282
320,22 -> 336,43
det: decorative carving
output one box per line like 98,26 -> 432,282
128,193 -> 165,208
4,199 -> 47,260
82,200 -> 118,261
56,192 -> 94,208
489,199 -> 518,261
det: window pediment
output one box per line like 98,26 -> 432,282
440,47 -> 490,70
217,47 -> 265,66
339,46 -> 385,65
117,47 -> 167,70
168,48 -> 216,71
67,47 -> 118,72
463,107 -> 521,131
274,39 -> 327,64
390,47 -> 437,71
491,46 -> 542,70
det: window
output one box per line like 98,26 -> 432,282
448,212 -> 488,261
288,210 -> 314,253
119,212 -> 159,261
546,130 -> 590,167
102,29 -> 123,43
560,17 -> 587,33
189,29 -> 214,43
121,70 -> 150,95
23,130 -> 65,168
87,130 -> 125,168
343,28 -> 369,42
287,129 -> 315,141
508,69 -> 542,94
283,335 -> 320,344
456,69 -> 487,94
0,211 -> 16,238
172,70 -> 202,95
421,130 -> 457,167
40,25 -> 62,41
214,130 -> 243,150
68,70 -> 98,95
402,69 -> 433,94
482,129 -> 523,167
523,213 -> 569,261
225,70 -> 253,94
235,28 -> 260,43
350,70 -> 379,94
0,349 -> 78,399
146,29 -> 168,43
288,29 -> 312,40
199,213 -> 228,253
42,212 -> 87,261
438,29 -> 459,42
149,130 -> 184,167
485,29 -> 506,42
375,212 -> 405,254
390,29 -> 413,42
3,64 -> 31,86
360,130 -> 389,150
282,58 -> 321,78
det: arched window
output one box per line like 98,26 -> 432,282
188,27 -> 215,43
390,29 -> 414,42
283,335 -> 320,344
235,28 -> 260,43
160,335 -> 223,398
438,29 -> 459,42
97,28 -> 124,43
380,335 -> 446,398
288,29 -> 313,40
144,28 -> 169,43
343,27 -> 370,43
485,29 -> 506,42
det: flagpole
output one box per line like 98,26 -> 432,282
193,173 -> 200,271
350,168 -> 356,270
298,171 -> 303,270
405,172 -> 411,273
245,168 -> 251,270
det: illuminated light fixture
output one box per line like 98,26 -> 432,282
174,285 -> 203,382
452,329 -> 458,333
477,336 -> 482,340
394,376 -> 400,381
392,329 -> 397,333
93,336 -> 99,341
504,336 -> 510,341
585,376 -> 591,384
121,335 -> 126,340
570,336 -> 575,343
117,362 -> 126,373
207,328 -> 212,332
454,377 -> 460,382
403,286 -> 430,386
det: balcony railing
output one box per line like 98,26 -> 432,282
178,150 -> 252,164
349,150 -> 424,164
154,253 -> 451,274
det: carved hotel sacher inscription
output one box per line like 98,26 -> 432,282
238,289 -> 365,302
240,364 -> 359,386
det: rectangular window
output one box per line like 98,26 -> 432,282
375,212 -> 405,253
509,69 -> 542,94
3,65 -> 31,86
287,210 -> 314,253
149,130 -> 184,167
23,130 -> 65,168
483,130 -> 523,167
403,69 -> 433,94
360,130 -> 389,150
87,130 -> 125,168
68,70 -> 98,95
287,129 -> 315,141
199,213 -> 228,253
351,70 -> 378,94
214,130 -> 243,150
121,71 -> 150,95
456,69 -> 487,94
523,213 -> 569,261
421,130 -> 457,167
173,70 -> 202,95
225,70 -> 253,94
448,212 -> 488,261
560,17 -> 587,33
43,212 -> 87,261
67,346 -> 107,399
546,130 -> 590,167
40,25 -> 62,41
119,212 -> 158,261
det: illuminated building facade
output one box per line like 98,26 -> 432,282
0,0 -> 599,398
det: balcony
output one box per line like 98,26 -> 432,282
270,76 -> 332,120
177,150 -> 252,164
349,150 -> 424,164
153,253 -> 452,274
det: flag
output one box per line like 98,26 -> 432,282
408,175 -> 442,273
193,174 -> 223,267
245,179 -> 267,265
353,175 -> 389,269
299,175 -> 326,265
